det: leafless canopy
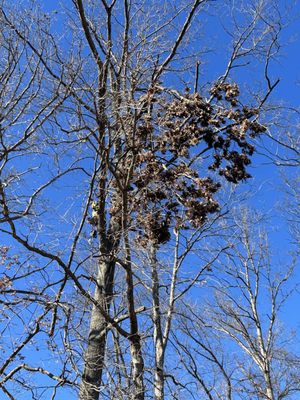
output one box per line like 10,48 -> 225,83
0,1 -> 297,400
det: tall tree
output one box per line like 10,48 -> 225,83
173,211 -> 300,399
0,1 -> 288,399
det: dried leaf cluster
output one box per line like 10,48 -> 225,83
93,83 -> 266,245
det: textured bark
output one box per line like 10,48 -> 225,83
123,191 -> 145,400
130,334 -> 145,400
125,256 -> 145,400
79,258 -> 115,400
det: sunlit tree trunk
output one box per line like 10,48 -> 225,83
151,246 -> 165,400
79,259 -> 114,400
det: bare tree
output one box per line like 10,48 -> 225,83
175,211 -> 300,400
0,1 -> 289,399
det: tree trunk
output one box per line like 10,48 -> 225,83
125,264 -> 145,400
151,246 -> 165,400
263,365 -> 275,400
79,258 -> 115,400
130,334 -> 145,400
122,191 -> 145,400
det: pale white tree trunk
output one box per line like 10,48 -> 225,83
151,247 -> 165,400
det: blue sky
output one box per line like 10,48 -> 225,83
0,1 -> 299,399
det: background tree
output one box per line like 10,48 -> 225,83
173,211 -> 300,399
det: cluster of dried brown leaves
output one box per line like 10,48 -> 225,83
93,83 -> 266,245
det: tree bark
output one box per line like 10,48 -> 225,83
125,252 -> 145,400
122,191 -> 145,400
79,258 -> 115,400
263,365 -> 275,400
151,247 -> 165,400
129,333 -> 145,400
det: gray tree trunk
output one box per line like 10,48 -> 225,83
125,263 -> 145,400
130,335 -> 145,400
79,258 -> 115,400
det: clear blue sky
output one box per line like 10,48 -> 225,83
0,1 -> 299,399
